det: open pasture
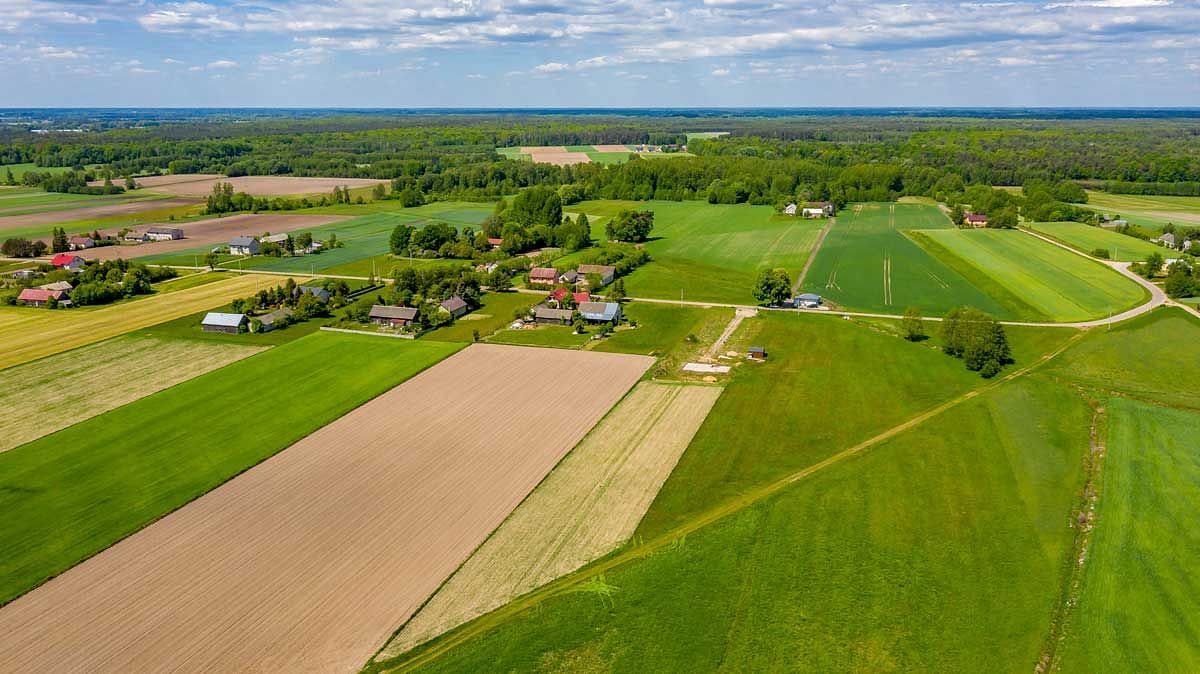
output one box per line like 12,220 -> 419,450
799,202 -> 1010,317
1026,221 -> 1167,261
0,273 -> 289,371
0,336 -> 264,454
571,199 -> 823,304
0,344 -> 651,673
384,373 -> 1091,673
82,213 -> 351,262
0,189 -> 106,215
1083,191 -> 1200,230
385,381 -> 722,658
1057,399 -> 1200,672
98,174 -> 389,198
915,228 -> 1147,322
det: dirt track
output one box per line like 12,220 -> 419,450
0,344 -> 652,673
0,198 -> 200,230
76,213 -> 353,261
120,174 -> 388,197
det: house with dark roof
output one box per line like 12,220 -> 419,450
37,280 -> 73,293
576,264 -> 616,287
229,236 -> 260,256
440,296 -> 469,319
17,288 -> 68,307
369,305 -> 418,328
1156,232 -> 1177,248
533,305 -> 574,325
578,301 -> 621,323
50,254 -> 85,271
558,270 -> 580,285
123,231 -> 147,242
201,312 -> 247,334
747,346 -> 767,360
296,285 -> 331,302
257,307 -> 294,332
528,267 -> 558,285
794,293 -> 822,309
964,212 -> 988,227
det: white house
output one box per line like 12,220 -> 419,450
229,235 -> 260,256
1156,232 -> 1177,249
784,203 -> 798,216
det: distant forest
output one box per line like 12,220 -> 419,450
3,112 -> 1200,212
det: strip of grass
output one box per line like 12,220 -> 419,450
488,325 -> 591,349
1025,221 -> 1165,262
0,332 -> 462,606
1057,399 -> 1200,672
592,302 -> 730,371
393,376 -> 1089,673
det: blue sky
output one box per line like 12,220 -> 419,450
2,0 -> 1199,107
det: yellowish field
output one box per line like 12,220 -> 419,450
0,274 -> 289,371
381,381 -> 723,658
0,337 -> 265,453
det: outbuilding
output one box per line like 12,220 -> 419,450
146,227 -> 185,241
964,212 -> 988,227
795,293 -> 822,308
68,236 -> 95,250
296,285 -> 331,302
201,312 -> 247,334
578,301 -> 621,324
784,203 -> 798,216
533,305 -> 574,325
229,236 -> 260,256
368,305 -> 418,328
528,267 -> 558,285
17,288 -> 67,307
37,280 -> 73,292
577,264 -> 616,287
257,307 -> 294,332
1156,232 -> 1177,248
440,295 -> 469,319
747,346 -> 767,360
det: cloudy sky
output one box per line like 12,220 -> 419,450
2,0 -> 1198,107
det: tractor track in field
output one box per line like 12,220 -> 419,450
373,330 -> 1088,673
793,215 -> 836,293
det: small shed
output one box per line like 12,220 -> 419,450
440,295 -> 469,319
747,346 -> 767,360
578,301 -> 622,324
257,307 -> 294,332
369,305 -> 418,328
201,312 -> 247,334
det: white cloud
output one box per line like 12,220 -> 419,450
207,59 -> 238,69
711,67 -> 730,76
534,61 -> 568,73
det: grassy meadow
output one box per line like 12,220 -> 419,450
1082,191 -> 1200,231
913,228 -> 1147,322
0,332 -> 461,606
1025,221 -> 1166,261
570,200 -> 824,304
800,202 -> 1011,317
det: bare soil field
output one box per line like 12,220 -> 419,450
382,381 -> 722,658
75,213 -> 352,261
592,144 -> 633,152
0,344 -> 652,674
529,151 -> 592,166
0,198 -> 199,231
0,337 -> 265,454
520,146 -> 566,153
118,174 -> 389,197
0,274 -> 289,371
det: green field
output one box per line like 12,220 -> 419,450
914,229 -> 1147,322
571,200 -> 824,304
1025,221 -> 1166,261
593,302 -> 729,371
384,315 -> 1090,673
0,333 -> 461,605
800,203 -> 1011,317
0,163 -> 82,181
1057,399 -> 1200,672
0,188 -> 100,212
422,292 -> 537,342
488,325 -> 591,349
1083,191 -> 1200,231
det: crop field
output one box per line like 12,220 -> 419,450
800,202 -> 1011,317
383,373 -> 1091,673
915,229 -> 1147,322
1025,221 -> 1166,261
0,273 -> 290,371
384,381 -> 722,658
570,200 -> 824,304
0,344 -> 651,673
107,174 -> 390,197
0,336 -> 265,454
1057,399 -> 1200,672
1083,191 -> 1200,230
0,332 -> 462,608
488,324 -> 592,349
0,197 -> 198,237
0,188 -> 108,214
422,291 -> 537,342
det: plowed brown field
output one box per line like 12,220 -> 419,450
529,151 -> 591,166
0,198 -> 199,230
0,344 -> 652,674
76,213 -> 352,261
117,174 -> 389,197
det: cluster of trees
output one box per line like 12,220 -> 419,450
752,268 -> 793,306
2,237 -> 49,258
69,260 -> 176,307
343,264 -> 483,330
940,307 -> 1012,378
229,278 -> 346,329
605,210 -> 655,243
943,181 -> 1093,229
485,187 -> 592,255
203,182 -> 360,215
389,222 -> 481,259
1164,260 -> 1199,298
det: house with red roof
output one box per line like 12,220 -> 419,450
964,212 -> 988,228
550,287 -> 590,306
17,288 -> 68,308
486,237 -> 503,250
50,253 -> 86,271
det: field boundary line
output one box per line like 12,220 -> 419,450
375,331 -> 1087,673
793,215 -> 836,292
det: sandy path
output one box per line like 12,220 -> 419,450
0,344 -> 652,673
75,213 -> 353,261
384,381 -> 722,657
0,198 -> 200,230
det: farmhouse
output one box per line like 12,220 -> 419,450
964,212 -> 988,227
37,280 -> 73,292
578,301 -> 622,324
296,285 -> 330,302
1156,232 -> 1177,248
145,227 -> 185,241
229,236 -> 260,256
529,267 -> 558,285
369,305 -> 418,328
17,288 -> 67,307
50,254 -> 85,271
801,202 -> 834,218
577,264 -> 616,287
68,236 -> 95,250
257,307 -> 294,332
201,312 -> 247,334
440,296 -> 469,319
795,293 -> 822,308
533,306 -> 574,325
747,346 -> 767,360
784,203 -> 798,216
